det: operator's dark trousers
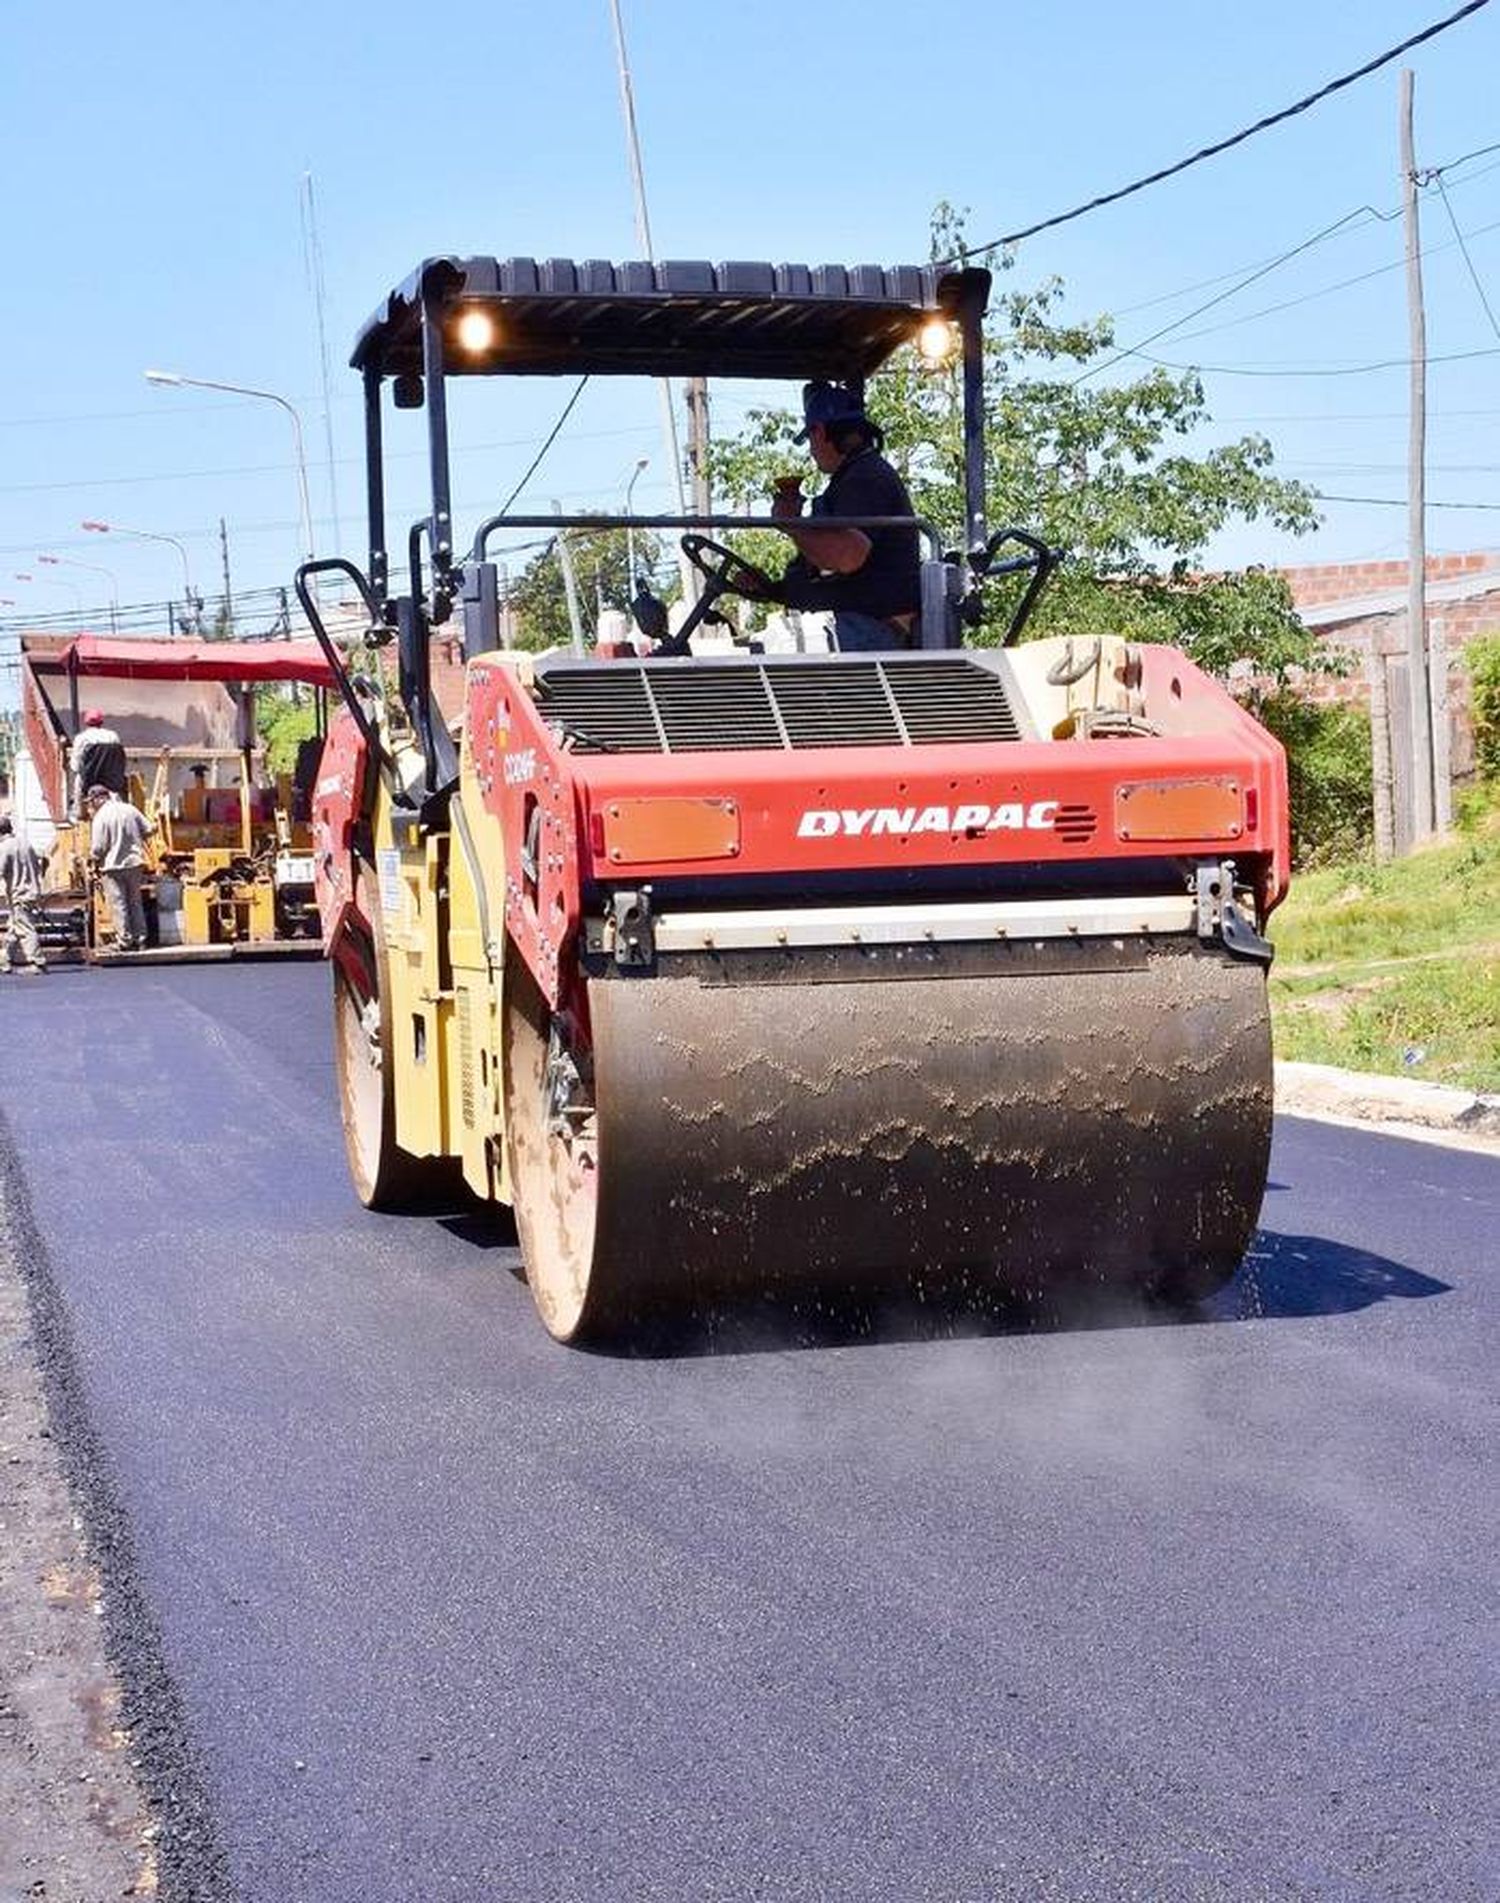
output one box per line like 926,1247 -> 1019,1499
832,611 -> 916,651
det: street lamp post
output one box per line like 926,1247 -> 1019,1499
624,456 -> 649,594
144,370 -> 315,569
15,571 -> 83,612
39,553 -> 119,633
81,520 -> 198,634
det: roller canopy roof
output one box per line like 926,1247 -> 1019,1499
54,636 -> 337,687
352,255 -> 990,381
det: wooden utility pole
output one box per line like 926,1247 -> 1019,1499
1430,615 -> 1453,832
1368,643 -> 1395,863
219,517 -> 234,638
686,379 -> 711,517
607,0 -> 698,600
552,502 -> 587,656
1401,68 -> 1436,845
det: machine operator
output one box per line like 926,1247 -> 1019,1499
766,380 -> 920,651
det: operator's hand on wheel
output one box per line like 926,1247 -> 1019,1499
678,535 -> 780,603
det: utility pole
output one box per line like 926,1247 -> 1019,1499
219,518 -> 234,639
301,172 -> 344,555
552,502 -> 587,655
1368,641 -> 1395,864
1401,67 -> 1436,846
686,380 -> 711,516
606,0 -> 699,599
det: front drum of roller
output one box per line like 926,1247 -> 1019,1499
503,942 -> 1272,1342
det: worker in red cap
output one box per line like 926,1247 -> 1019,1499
69,710 -> 126,819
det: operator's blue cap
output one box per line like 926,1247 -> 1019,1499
793,380 -> 867,442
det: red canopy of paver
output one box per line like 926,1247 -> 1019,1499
59,635 -> 337,687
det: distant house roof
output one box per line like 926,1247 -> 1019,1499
1296,566 -> 1500,632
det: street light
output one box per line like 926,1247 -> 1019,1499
39,553 -> 119,633
144,369 -> 315,568
81,520 -> 198,633
623,456 -> 649,593
15,571 -> 83,611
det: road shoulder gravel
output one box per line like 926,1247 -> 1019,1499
0,1189 -> 156,1898
1276,1059 -> 1500,1154
0,1124 -> 231,1903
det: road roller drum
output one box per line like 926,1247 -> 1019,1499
505,940 -> 1272,1339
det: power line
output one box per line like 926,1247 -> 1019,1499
0,419 -> 654,501
1072,209 -> 1378,387
1159,213 -> 1500,348
941,0 -> 1496,260
1318,491 -> 1500,508
1137,342 -> 1500,377
1431,174 -> 1500,339
1106,140 -> 1500,322
495,378 -> 591,516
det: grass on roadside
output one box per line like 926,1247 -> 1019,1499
1267,789 -> 1500,1093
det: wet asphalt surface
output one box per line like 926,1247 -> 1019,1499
0,960 -> 1496,1903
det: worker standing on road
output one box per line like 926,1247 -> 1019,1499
70,711 -> 127,820
86,784 -> 152,953
766,381 -> 921,652
0,816 -> 48,974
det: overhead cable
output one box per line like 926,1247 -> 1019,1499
1071,209 -> 1377,387
1431,176 -> 1500,340
495,378 -> 590,515
941,0 -> 1495,260
1136,343 -> 1500,377
1319,492 -> 1500,508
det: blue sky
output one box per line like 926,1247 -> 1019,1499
3,0 -> 1498,703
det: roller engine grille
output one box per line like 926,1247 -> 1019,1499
533,656 -> 1023,753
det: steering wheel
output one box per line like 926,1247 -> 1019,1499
679,534 -> 777,600
651,535 -> 781,657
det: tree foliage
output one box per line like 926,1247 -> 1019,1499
1468,630 -> 1500,782
710,205 -> 1324,683
256,690 -> 319,777
508,526 -> 668,651
1252,690 -> 1373,866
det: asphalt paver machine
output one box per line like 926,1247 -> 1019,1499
21,634 -> 334,957
303,253 -> 1289,1341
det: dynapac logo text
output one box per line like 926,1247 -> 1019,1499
797,801 -> 1060,838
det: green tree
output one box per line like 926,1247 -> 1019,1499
1252,690 -> 1373,865
508,525 -> 668,651
710,205 -> 1324,681
1468,630 -> 1500,782
256,690 -> 319,776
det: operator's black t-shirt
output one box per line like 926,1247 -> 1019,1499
777,447 -> 920,619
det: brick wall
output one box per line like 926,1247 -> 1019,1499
1275,556 -> 1500,781
1282,552 -> 1496,611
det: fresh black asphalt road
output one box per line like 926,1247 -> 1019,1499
1,962 -> 1495,1902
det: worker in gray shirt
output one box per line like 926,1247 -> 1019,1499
86,783 -> 153,952
0,815 -> 48,973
